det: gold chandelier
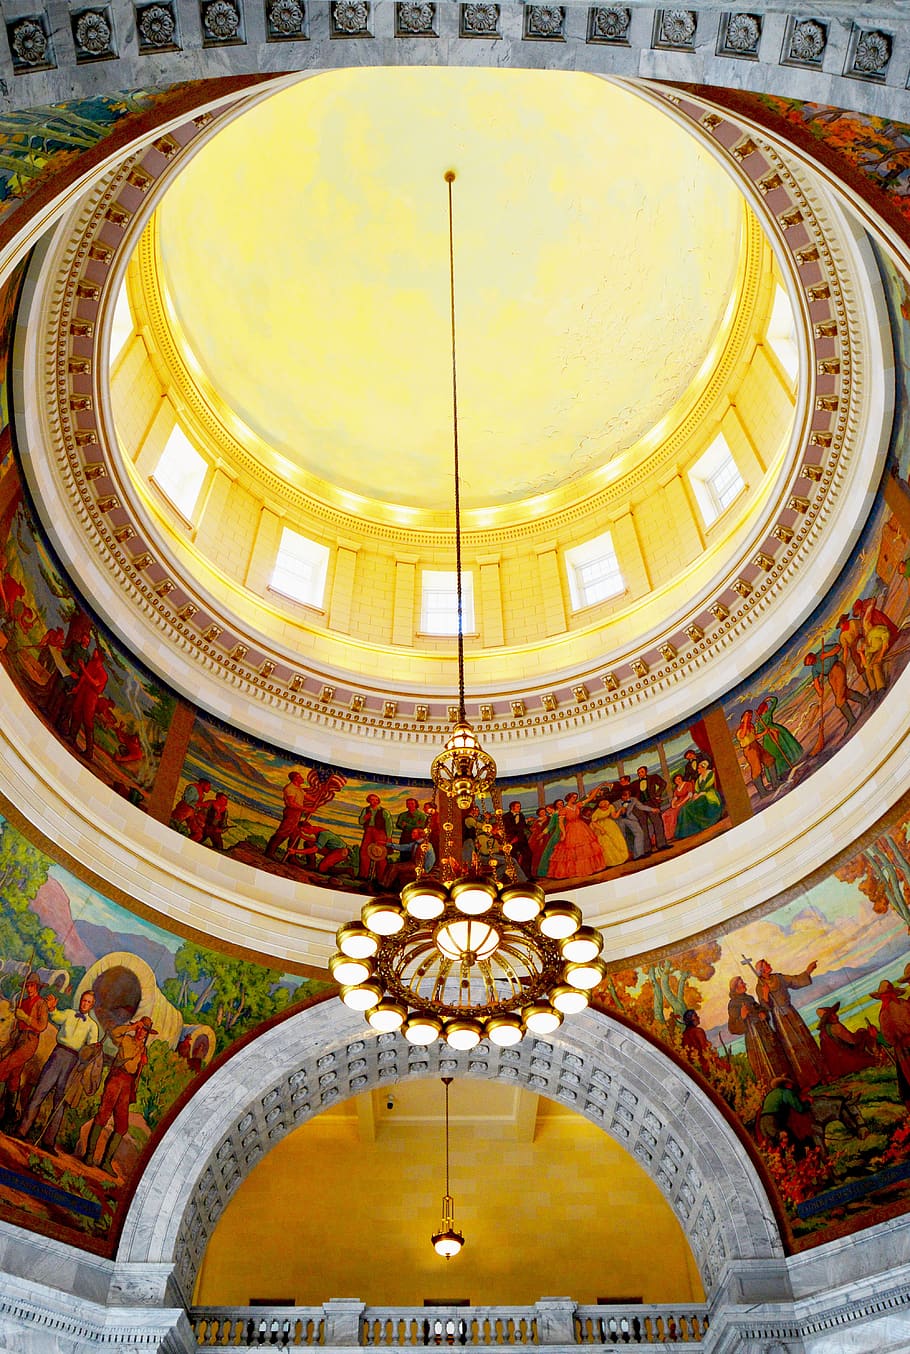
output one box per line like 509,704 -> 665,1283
331,171 -> 605,1050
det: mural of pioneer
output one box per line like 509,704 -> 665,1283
0,812 -> 326,1253
594,794 -> 910,1248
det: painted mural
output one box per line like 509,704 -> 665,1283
0,91 -> 203,235
0,809 -> 327,1254
594,795 -> 910,1248
0,477 -> 175,801
172,709 -> 729,894
722,245 -> 910,807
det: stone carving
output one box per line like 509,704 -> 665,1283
853,28 -> 891,75
397,2 -> 435,33
202,0 -> 241,38
267,0 -> 304,35
9,17 -> 50,64
74,8 -> 113,53
787,18 -> 826,64
656,9 -> 696,47
589,6 -> 629,41
137,3 -> 177,46
526,5 -> 564,38
332,0 -> 369,33
461,3 -> 499,35
723,12 -> 760,54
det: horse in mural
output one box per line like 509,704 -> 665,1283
758,1089 -> 868,1157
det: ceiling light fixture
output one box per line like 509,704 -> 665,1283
431,1076 -> 464,1259
332,172 -> 605,1046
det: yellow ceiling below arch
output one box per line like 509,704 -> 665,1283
155,68 -> 746,511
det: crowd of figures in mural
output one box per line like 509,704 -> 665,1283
0,812 -> 324,1251
594,796 -> 910,1245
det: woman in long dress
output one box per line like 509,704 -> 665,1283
674,760 -> 724,839
662,773 -> 695,842
528,807 -> 552,877
589,795 -> 629,867
536,801 -> 563,877
546,792 -> 606,879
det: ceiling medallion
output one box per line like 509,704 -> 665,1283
332,173 -> 603,1046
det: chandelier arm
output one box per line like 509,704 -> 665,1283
445,169 -> 466,724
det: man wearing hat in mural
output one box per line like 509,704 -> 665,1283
0,973 -> 50,1123
870,979 -> 910,1107
816,1002 -> 877,1081
16,989 -> 101,1151
81,1014 -> 155,1175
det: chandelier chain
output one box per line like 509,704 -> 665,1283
445,170 -> 466,724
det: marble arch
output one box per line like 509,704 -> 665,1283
118,1000 -> 784,1304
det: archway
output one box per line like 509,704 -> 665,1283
119,1001 -> 783,1306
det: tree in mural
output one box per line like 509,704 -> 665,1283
163,941 -> 302,1050
0,821 -> 67,971
837,829 -> 910,928
644,942 -> 722,1028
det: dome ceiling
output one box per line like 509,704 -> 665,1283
154,70 -> 745,510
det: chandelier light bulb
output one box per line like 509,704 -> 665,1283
401,879 -> 448,920
485,1013 -> 524,1046
538,900 -> 583,940
559,925 -> 604,964
367,998 -> 408,1032
404,1013 -> 444,1045
340,981 -> 383,1012
362,898 -> 406,936
444,1018 -> 484,1051
432,1226 -> 465,1259
499,882 -> 544,923
551,984 -> 590,1015
451,878 -> 496,916
329,953 -> 374,987
522,1000 -> 564,1035
336,922 -> 380,960
564,958 -> 607,991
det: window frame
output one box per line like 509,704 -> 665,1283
269,525 -> 330,612
420,568 -> 476,637
565,531 -> 625,613
688,433 -> 746,530
150,424 -> 209,526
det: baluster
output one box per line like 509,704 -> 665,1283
666,1316 -> 679,1343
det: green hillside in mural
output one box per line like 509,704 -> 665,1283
0,811 -> 327,1254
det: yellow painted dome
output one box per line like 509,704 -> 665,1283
155,69 -> 745,510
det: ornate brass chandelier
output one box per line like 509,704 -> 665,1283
331,171 -> 605,1050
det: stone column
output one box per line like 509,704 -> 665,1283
330,540 -> 360,633
392,555 -> 418,646
534,543 -> 566,636
478,553 -> 504,648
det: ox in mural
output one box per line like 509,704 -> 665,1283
595,798 -> 910,1246
0,812 -> 325,1252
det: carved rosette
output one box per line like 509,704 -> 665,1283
396,2 -> 435,35
655,9 -> 696,49
461,3 -> 499,37
851,28 -> 892,78
331,0 -> 370,34
785,17 -> 827,66
720,12 -> 761,57
201,0 -> 241,40
73,8 -> 114,56
267,0 -> 304,37
588,7 -> 630,42
8,16 -> 52,66
136,2 -> 177,47
525,6 -> 564,39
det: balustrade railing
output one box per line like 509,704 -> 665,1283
574,1305 -> 709,1345
190,1301 -> 709,1350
